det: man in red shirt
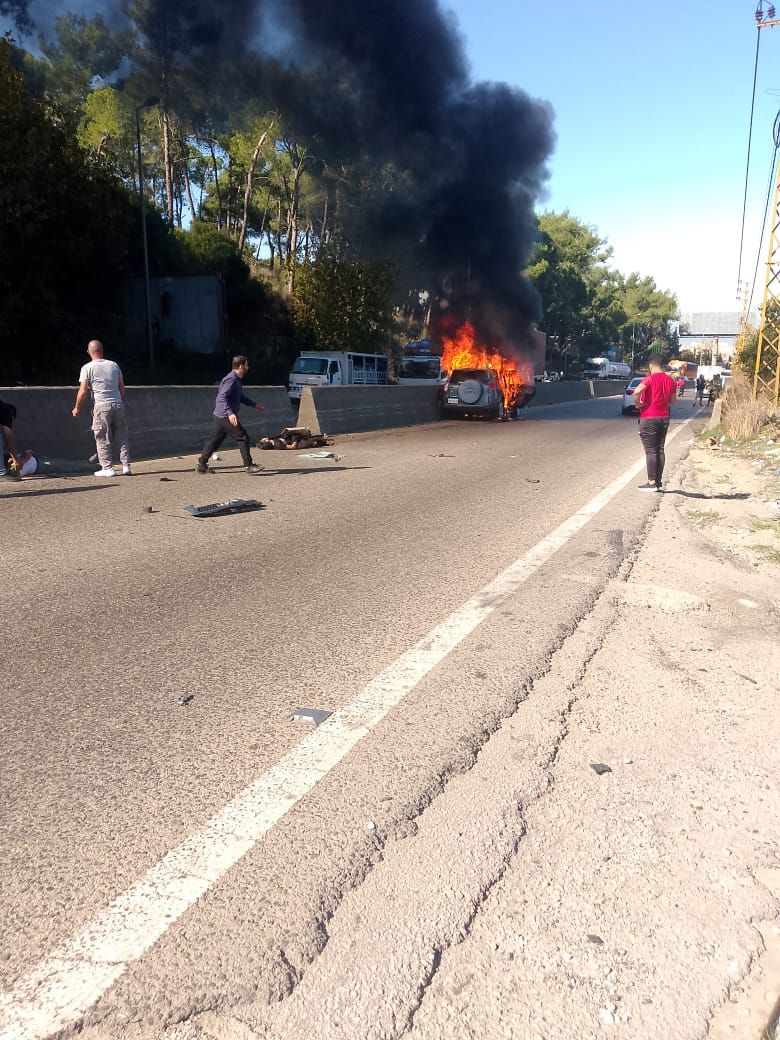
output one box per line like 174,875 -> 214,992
634,355 -> 677,492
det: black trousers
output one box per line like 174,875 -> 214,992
638,417 -> 669,485
198,417 -> 253,466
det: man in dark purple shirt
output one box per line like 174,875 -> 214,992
197,355 -> 265,474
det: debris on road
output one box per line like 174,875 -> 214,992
525,478 -> 541,484
159,477 -> 173,482
590,762 -> 612,775
363,820 -> 376,832
291,707 -> 332,727
184,499 -> 264,519
587,934 -> 604,944
428,453 -> 455,458
297,451 -> 341,461
177,694 -> 194,706
260,427 -> 333,451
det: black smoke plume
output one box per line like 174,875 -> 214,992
23,0 -> 555,350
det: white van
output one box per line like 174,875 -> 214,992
288,351 -> 390,400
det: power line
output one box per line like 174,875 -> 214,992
737,26 -> 762,292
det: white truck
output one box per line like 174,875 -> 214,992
287,350 -> 390,401
583,357 -> 632,380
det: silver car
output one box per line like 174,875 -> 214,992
442,368 -> 507,420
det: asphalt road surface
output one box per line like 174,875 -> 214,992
0,397 -> 709,1039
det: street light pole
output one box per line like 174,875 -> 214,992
135,96 -> 159,378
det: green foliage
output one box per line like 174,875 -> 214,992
78,85 -> 137,177
0,39 -> 137,382
736,324 -> 758,377
293,254 -> 395,354
528,211 -> 678,370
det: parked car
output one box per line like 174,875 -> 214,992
621,376 -> 644,415
442,368 -> 507,420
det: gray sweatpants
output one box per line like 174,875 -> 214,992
92,403 -> 130,469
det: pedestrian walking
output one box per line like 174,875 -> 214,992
694,374 -> 706,406
633,355 -> 677,493
197,355 -> 265,474
72,340 -> 132,477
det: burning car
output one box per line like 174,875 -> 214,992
438,321 -> 537,421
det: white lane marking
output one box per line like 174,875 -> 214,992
0,415 -> 696,1040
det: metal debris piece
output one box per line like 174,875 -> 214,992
297,451 -> 340,460
526,478 -> 541,484
184,499 -> 264,518
145,506 -> 156,513
291,707 -> 332,727
587,934 -> 604,945
160,476 -> 173,482
590,763 -> 612,775
428,453 -> 455,458
177,694 -> 194,705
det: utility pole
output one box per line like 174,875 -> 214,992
135,96 -> 159,378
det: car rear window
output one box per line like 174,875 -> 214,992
450,368 -> 490,383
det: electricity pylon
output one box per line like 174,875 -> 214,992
754,165 -> 780,404
752,1 -> 780,402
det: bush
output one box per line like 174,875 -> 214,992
721,372 -> 775,440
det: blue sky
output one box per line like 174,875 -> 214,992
447,0 -> 779,315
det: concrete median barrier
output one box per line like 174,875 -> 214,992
1,386 -> 295,462
297,384 -> 442,434
530,381 -> 593,406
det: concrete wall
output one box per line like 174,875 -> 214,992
1,379 -> 624,460
297,384 -> 442,435
1,386 -> 295,462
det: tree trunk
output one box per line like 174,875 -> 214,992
320,193 -> 329,250
161,109 -> 174,225
209,142 -> 222,229
183,155 -> 196,223
238,116 -> 277,253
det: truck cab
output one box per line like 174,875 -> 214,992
288,351 -> 389,400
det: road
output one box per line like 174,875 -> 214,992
0,396 -> 731,1039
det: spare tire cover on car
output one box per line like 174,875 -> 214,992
457,379 -> 483,405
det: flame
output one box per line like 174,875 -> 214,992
440,321 -> 532,407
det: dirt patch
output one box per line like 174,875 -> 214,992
681,428 -> 780,573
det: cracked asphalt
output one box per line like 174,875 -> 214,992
1,396 -> 778,1040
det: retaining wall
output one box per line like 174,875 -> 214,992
0,386 -> 294,462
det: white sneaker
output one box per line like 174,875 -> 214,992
94,467 -> 117,477
122,465 -> 132,476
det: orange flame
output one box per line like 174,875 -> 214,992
440,321 -> 532,407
